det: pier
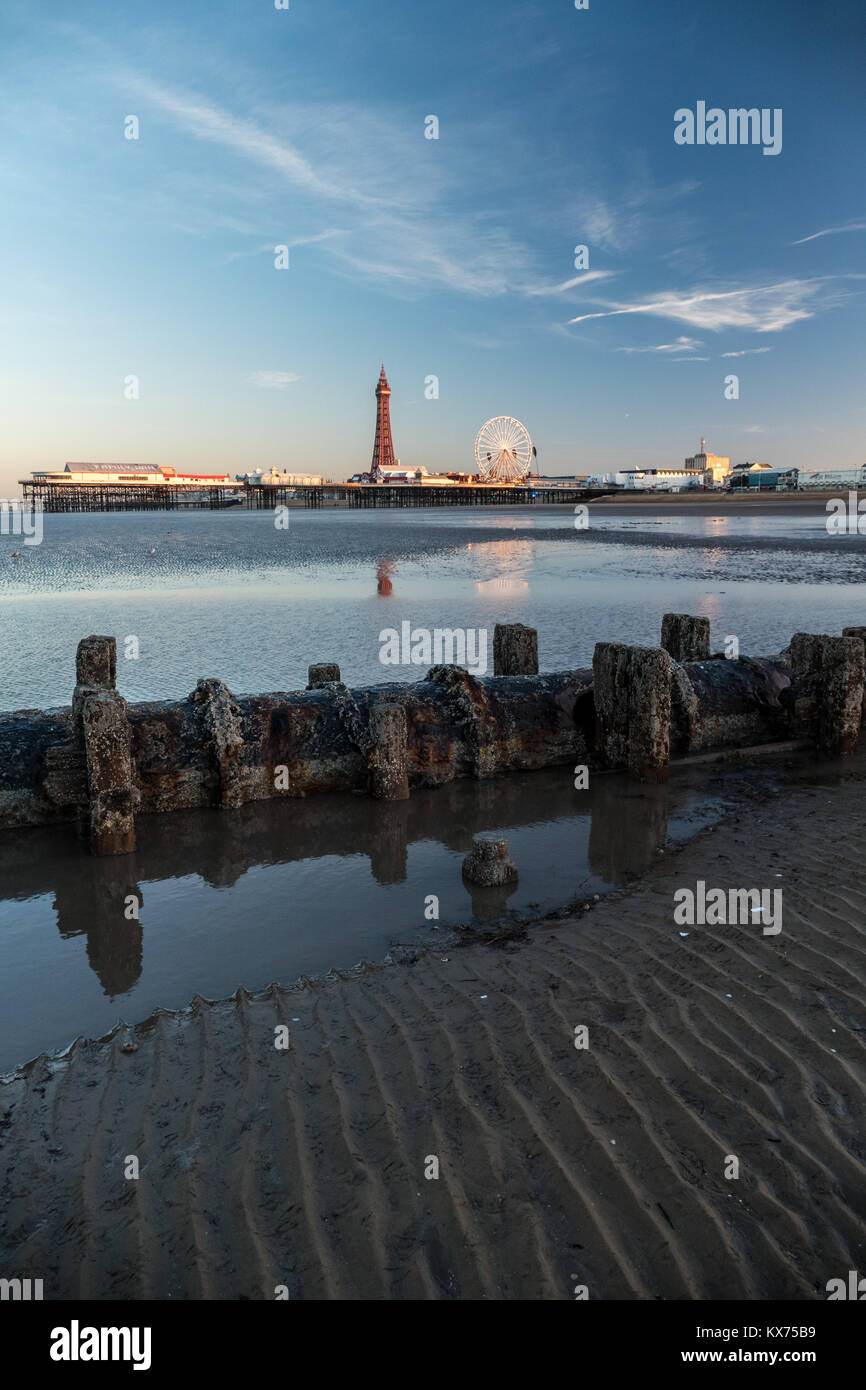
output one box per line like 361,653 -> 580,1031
260,483 -> 608,508
18,477 -> 243,513
19,478 -> 609,512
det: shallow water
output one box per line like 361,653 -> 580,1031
1,505 -> 864,709
0,763 -> 735,1074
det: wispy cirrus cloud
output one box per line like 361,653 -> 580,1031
526,270 -> 614,296
792,221 -> 866,245
225,230 -> 344,264
121,77 -> 385,209
614,335 -> 703,354
110,73 -> 540,299
567,278 -> 844,333
721,347 -> 773,357
569,181 -> 701,253
247,371 -> 300,389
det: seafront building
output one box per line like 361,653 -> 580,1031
684,438 -> 731,485
617,467 -> 707,491
239,468 -> 324,487
728,462 -> 798,490
30,462 -> 234,487
587,438 -> 732,491
796,465 -> 866,489
346,462 -> 461,486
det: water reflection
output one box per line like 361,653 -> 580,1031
54,860 -> 144,996
0,767 -> 719,1021
376,557 -> 395,597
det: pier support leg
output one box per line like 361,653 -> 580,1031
307,663 -> 341,689
593,642 -> 673,782
791,633 -> 864,756
661,613 -> 710,663
368,703 -> 410,801
493,623 -> 538,676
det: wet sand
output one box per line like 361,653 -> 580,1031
305,492 -> 841,516
1,772 -> 864,1300
588,492 -> 838,515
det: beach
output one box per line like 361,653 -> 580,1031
3,758 -> 864,1300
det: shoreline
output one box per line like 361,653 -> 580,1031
2,764 -> 864,1299
9,491 -> 844,518
261,492 -> 843,516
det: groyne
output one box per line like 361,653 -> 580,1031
0,618 -> 862,855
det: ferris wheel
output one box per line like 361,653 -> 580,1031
474,416 -> 533,482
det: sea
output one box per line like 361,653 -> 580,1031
1,502 -> 864,709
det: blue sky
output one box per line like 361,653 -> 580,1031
0,0 -> 864,488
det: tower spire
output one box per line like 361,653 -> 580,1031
370,364 -> 396,483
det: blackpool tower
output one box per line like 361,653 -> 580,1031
369,364 -> 396,483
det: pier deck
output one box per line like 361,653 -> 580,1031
18,479 -> 608,512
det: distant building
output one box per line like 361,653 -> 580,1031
684,437 -> 730,486
617,468 -> 706,492
796,466 -> 866,490
240,469 -> 324,486
728,462 -> 798,491
30,463 -> 232,487
586,472 -> 624,488
347,463 -> 460,486
727,461 -> 769,486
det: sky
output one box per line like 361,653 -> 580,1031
0,0 -> 864,488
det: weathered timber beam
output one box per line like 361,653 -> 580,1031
3,614 -> 864,853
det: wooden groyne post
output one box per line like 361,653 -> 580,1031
493,623 -> 539,675
74,636 -> 137,855
367,703 -> 410,801
593,642 -> 674,783
790,632 -> 865,756
661,613 -> 711,663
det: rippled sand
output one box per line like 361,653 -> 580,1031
2,770 -> 863,1299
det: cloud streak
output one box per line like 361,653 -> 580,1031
123,77 -> 384,209
567,279 -> 842,333
247,371 -> 300,389
792,221 -> 866,244
115,74 -> 544,299
721,347 -> 773,357
526,270 -> 614,296
614,336 -> 703,354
